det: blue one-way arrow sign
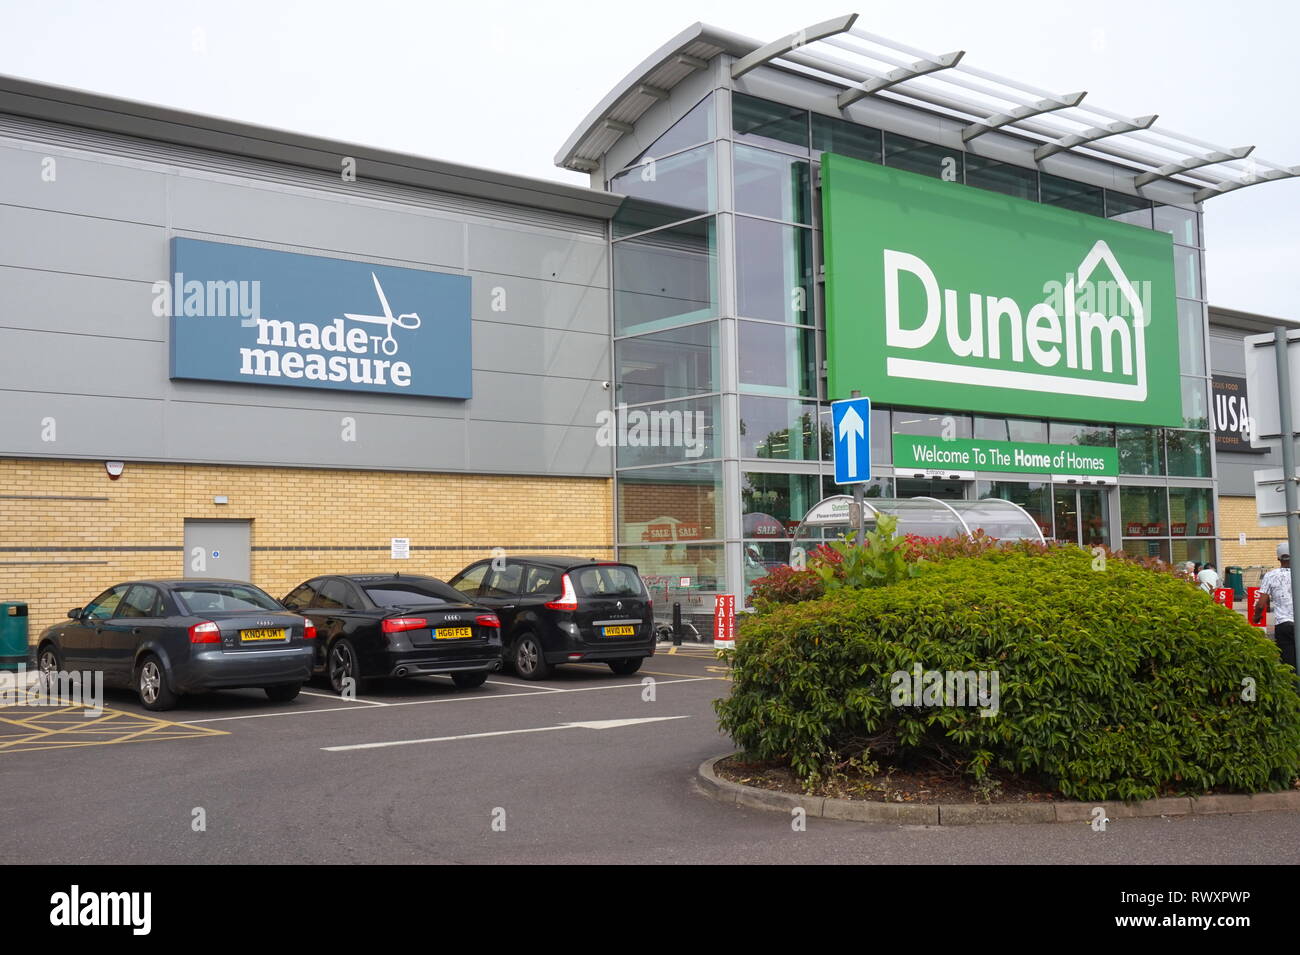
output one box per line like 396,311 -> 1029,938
831,396 -> 872,484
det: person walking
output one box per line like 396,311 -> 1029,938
1254,543 -> 1297,671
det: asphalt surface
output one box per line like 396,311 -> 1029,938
3,646 -> 1300,865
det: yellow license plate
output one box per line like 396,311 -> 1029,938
603,625 -> 636,637
240,628 -> 286,642
435,627 -> 473,640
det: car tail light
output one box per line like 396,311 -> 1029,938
189,621 -> 221,644
475,614 -> 500,628
382,617 -> 427,633
545,574 -> 579,612
303,621 -> 317,640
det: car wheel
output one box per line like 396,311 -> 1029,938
327,638 -> 367,695
513,634 -> 552,681
451,671 -> 488,690
265,682 -> 302,703
137,655 -> 178,711
608,658 -> 643,676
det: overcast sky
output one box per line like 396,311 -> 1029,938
2,0 -> 1295,318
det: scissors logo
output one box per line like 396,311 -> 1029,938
343,272 -> 422,356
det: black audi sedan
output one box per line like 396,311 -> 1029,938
447,556 -> 654,680
35,579 -> 315,711
281,574 -> 503,695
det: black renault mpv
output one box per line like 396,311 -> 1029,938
447,557 -> 654,680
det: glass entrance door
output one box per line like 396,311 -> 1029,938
1053,487 -> 1111,548
895,477 -> 968,500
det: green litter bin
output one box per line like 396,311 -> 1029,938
1225,567 -> 1245,602
0,602 -> 30,671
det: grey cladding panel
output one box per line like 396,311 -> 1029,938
0,141 -> 167,225
162,401 -> 467,470
0,391 -> 165,458
466,419 -> 611,476
170,176 -> 466,270
467,371 -> 607,427
1210,333 -> 1248,376
0,204 -> 164,281
0,267 -> 163,340
468,222 -> 607,287
470,273 -> 609,336
472,320 -> 608,379
0,328 -> 165,399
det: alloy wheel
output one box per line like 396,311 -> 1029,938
140,660 -> 161,705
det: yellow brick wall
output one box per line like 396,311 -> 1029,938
1218,495 -> 1288,588
0,457 -> 612,641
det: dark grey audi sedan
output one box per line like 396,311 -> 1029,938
35,579 -> 315,711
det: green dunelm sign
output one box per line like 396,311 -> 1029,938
821,154 -> 1180,427
892,435 -> 1118,476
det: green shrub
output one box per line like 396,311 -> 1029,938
716,547 -> 1300,801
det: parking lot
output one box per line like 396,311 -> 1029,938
1,643 -> 1299,865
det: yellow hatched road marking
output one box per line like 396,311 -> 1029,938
0,703 -> 226,754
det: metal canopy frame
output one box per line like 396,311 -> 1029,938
558,14 -> 1297,201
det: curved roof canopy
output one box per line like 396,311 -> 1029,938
558,14 -> 1297,201
794,495 -> 1046,544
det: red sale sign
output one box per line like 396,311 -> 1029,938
1212,588 -> 1234,609
714,594 -> 736,647
1247,587 -> 1265,627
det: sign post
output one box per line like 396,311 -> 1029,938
1271,326 -> 1300,667
831,393 -> 872,544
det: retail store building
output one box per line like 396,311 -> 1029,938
2,14 -> 1296,636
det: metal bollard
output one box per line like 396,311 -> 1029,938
672,602 -> 683,646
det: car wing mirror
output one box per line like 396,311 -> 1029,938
67,608 -> 83,620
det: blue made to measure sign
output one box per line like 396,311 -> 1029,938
831,396 -> 872,484
167,238 -> 472,399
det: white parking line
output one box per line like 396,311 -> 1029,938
483,679 -> 557,692
181,676 -> 713,724
323,715 -> 691,752
298,689 -> 389,706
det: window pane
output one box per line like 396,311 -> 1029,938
1171,538 -> 1215,567
977,480 -> 1053,540
613,218 -> 717,335
821,474 -> 892,501
1105,191 -> 1152,227
1121,486 -> 1169,537
1122,538 -> 1170,564
739,322 -> 815,396
1154,204 -> 1199,247
964,155 -> 1038,200
883,132 -> 962,180
974,416 -> 1048,443
620,542 -> 725,594
1168,486 -> 1215,538
615,396 -> 719,468
732,93 -> 808,153
893,409 -> 972,439
821,406 -> 890,463
811,113 -> 882,163
1166,429 -> 1211,477
1117,426 -> 1165,475
1040,174 -> 1103,216
611,144 -> 715,237
617,462 -> 722,544
740,396 -> 820,460
1049,421 -> 1115,447
1181,376 -> 1209,429
735,218 -> 814,323
1174,246 -> 1201,299
734,144 -> 810,223
1178,298 -> 1206,376
742,472 -> 823,538
615,322 -> 717,404
633,94 -> 715,163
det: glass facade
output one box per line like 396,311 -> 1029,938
609,90 -> 1213,602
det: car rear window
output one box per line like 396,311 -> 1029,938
174,584 -> 282,614
361,579 -> 465,607
571,565 -> 644,598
